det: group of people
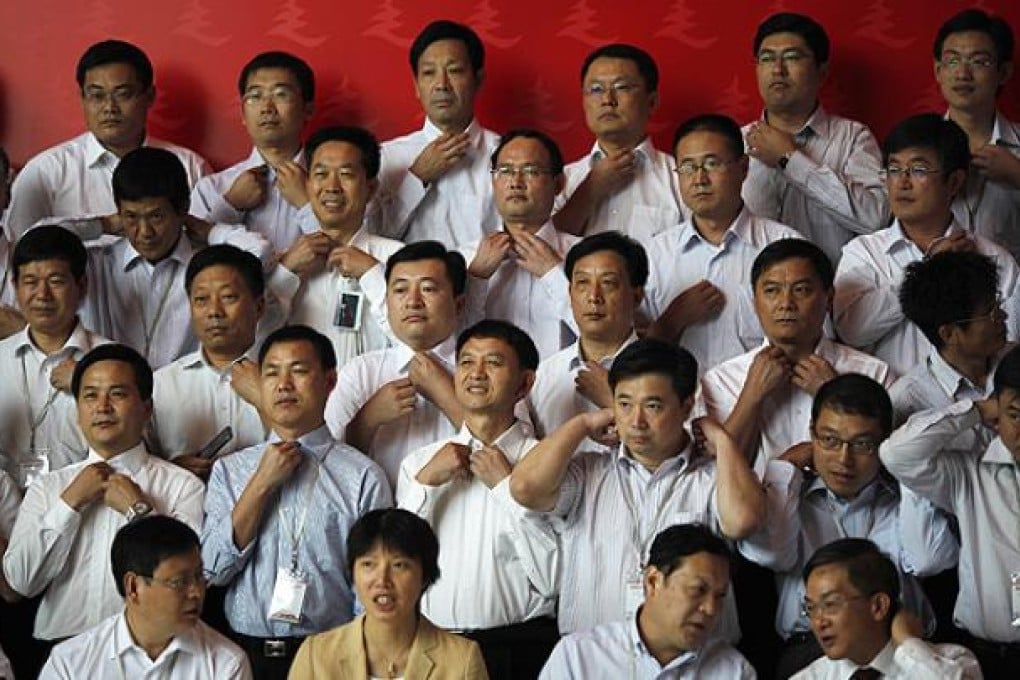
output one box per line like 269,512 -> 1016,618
0,5 -> 1016,680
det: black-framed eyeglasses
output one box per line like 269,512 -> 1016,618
955,294 -> 1006,325
811,429 -> 880,457
490,164 -> 555,181
801,594 -> 869,619
140,572 -> 207,592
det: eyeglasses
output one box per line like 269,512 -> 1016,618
801,594 -> 869,619
242,87 -> 300,106
955,294 -> 1006,325
939,55 -> 997,70
675,157 -> 738,176
82,88 -> 142,107
582,81 -> 642,98
879,165 -> 943,181
141,572 -> 207,592
812,429 -> 880,457
755,50 -> 809,66
491,164 -> 555,181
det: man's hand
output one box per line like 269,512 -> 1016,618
103,473 -> 148,515
975,397 -> 999,429
927,230 -> 975,256
49,357 -> 77,393
362,377 -> 418,428
778,441 -> 815,472
581,407 -> 616,440
60,462 -> 113,512
575,361 -> 612,408
281,232 -> 333,280
410,132 -> 471,185
230,358 -> 262,408
327,245 -> 379,279
745,122 -> 797,168
415,442 -> 471,487
509,227 -> 561,277
691,417 -> 733,459
973,144 -> 1020,188
224,166 -> 269,211
791,355 -> 837,397
470,445 -> 513,488
586,149 -> 637,199
745,346 -> 792,399
468,231 -> 512,279
100,213 -> 124,236
251,441 -> 304,491
173,454 -> 215,480
408,352 -> 454,406
0,305 -> 25,339
275,161 -> 309,208
890,609 -> 925,645
183,215 -> 214,245
656,280 -> 725,340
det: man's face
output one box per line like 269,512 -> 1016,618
188,264 -> 264,360
119,196 -> 184,263
414,39 -> 480,130
81,62 -> 154,152
675,130 -> 748,222
754,257 -> 831,348
944,294 -> 1008,363
569,250 -> 642,345
811,406 -> 883,499
805,563 -> 888,665
582,57 -> 657,143
131,547 -> 206,638
996,388 -> 1020,460
936,31 -> 1013,114
386,259 -> 462,350
643,552 -> 730,654
15,258 -> 86,339
614,373 -> 692,464
306,140 -> 377,232
456,336 -> 533,415
240,67 -> 312,149
77,359 -> 151,457
886,147 -> 962,226
260,339 -> 336,435
755,32 -> 826,116
492,137 -> 562,226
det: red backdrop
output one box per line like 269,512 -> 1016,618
2,0 -> 1018,170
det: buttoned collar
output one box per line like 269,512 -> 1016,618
394,332 -> 459,374
885,217 -> 966,255
422,117 -> 483,149
615,436 -> 693,480
590,135 -> 656,165
268,424 -> 335,463
992,110 -> 1020,149
246,145 -> 306,180
182,343 -> 259,375
630,608 -> 700,671
452,419 -> 531,457
804,470 -> 897,506
121,229 -> 193,272
679,204 -> 755,252
87,441 -> 149,475
759,336 -> 840,363
981,435 -> 1018,466
567,330 -> 640,371
111,611 -> 198,665
14,318 -> 92,359
927,350 -> 993,402
761,105 -> 831,141
85,132 -> 151,169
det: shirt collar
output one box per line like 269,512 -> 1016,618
422,117 -> 482,148
928,350 -> 991,400
992,111 -> 1020,149
87,441 -> 148,475
396,333 -> 458,373
13,318 -> 92,358
981,436 -> 1017,466
885,218 -> 966,255
590,136 -> 654,164
268,424 -> 335,462
866,640 -> 899,675
630,607 -> 699,670
532,220 -> 559,245
249,146 -> 307,178
682,204 -> 754,251
111,611 -> 197,664
567,331 -> 640,371
85,132 -> 153,168
804,472 -> 895,504
760,105 -> 830,140
615,437 -> 693,477
121,231 -> 193,272
453,419 -> 530,453
183,344 -> 260,373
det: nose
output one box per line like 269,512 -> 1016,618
95,392 -> 113,412
406,285 -> 424,307
700,595 -> 719,618
208,296 -> 225,317
436,69 -> 451,89
588,281 -> 604,303
837,443 -> 854,466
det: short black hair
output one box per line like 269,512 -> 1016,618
346,508 -> 441,591
185,244 -> 265,298
673,113 -> 745,160
564,231 -> 649,288
751,238 -> 833,290
900,251 -> 1000,350
883,113 -> 970,176
111,516 -> 199,597
258,324 -> 336,371
304,126 -> 381,179
580,43 -> 659,92
238,51 -> 315,103
803,538 -> 901,623
13,225 -> 88,283
112,147 -> 190,215
76,39 -> 154,91
385,241 -> 468,297
646,523 -> 732,576
753,13 -> 830,64
812,374 -> 893,439
457,319 -> 540,372
409,20 -> 484,75
994,344 -> 1020,395
72,343 -> 153,401
491,129 -> 565,176
609,338 -> 699,401
934,8 -> 1015,64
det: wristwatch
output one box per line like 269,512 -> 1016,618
777,151 -> 794,171
124,500 -> 153,522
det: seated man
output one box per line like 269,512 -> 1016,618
462,128 -> 577,360
834,113 -> 1019,377
740,375 -> 957,678
202,325 -> 390,680
511,339 -> 766,636
881,344 -> 1020,677
644,113 -> 801,375
540,524 -> 755,679
742,13 -> 887,263
699,238 -> 890,474
190,51 -> 315,252
554,43 -> 681,244
6,40 -> 209,240
397,320 -> 558,677
39,516 -> 250,679
0,226 -> 110,487
2,344 -> 204,642
793,539 -> 980,679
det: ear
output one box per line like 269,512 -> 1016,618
366,178 -> 380,203
142,398 -> 153,423
869,592 -> 892,624
817,61 -> 830,85
648,90 -> 659,112
633,285 -> 645,308
554,173 -> 566,197
516,370 -> 537,401
946,168 -> 967,200
737,154 -> 750,181
254,292 -> 266,321
454,293 -> 467,317
937,321 -> 958,348
475,68 -> 485,89
303,99 -> 316,121
998,60 -> 1014,87
143,86 -> 156,110
643,565 -> 662,598
123,571 -> 143,605
325,368 -> 338,394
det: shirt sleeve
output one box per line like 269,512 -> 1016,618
5,156 -> 54,240
896,486 -> 959,577
200,459 -> 258,586
832,240 -> 905,349
893,639 -> 983,680
0,471 -> 23,538
737,460 -> 802,572
190,174 -> 246,225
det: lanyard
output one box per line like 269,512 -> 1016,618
614,455 -> 686,568
20,351 -> 60,454
140,260 -> 179,358
277,445 -> 330,571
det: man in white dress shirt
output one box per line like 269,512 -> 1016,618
39,515 -> 250,679
834,114 -> 1019,378
554,44 -> 681,244
644,113 -> 802,375
371,20 -> 499,245
792,539 -> 980,680
742,13 -> 887,263
190,52 -> 315,252
540,524 -> 755,679
2,344 -> 204,642
398,319 -> 558,678
6,40 -> 209,240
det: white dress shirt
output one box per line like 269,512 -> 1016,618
190,146 -> 307,252
397,421 -> 557,630
834,218 -> 1020,377
792,638 -> 982,680
741,107 -> 888,264
459,220 -> 577,360
698,338 -> 891,475
890,349 -> 997,429
557,137 -> 682,245
0,321 -> 110,485
6,132 -> 210,241
2,443 -> 205,640
148,347 -> 267,460
0,234 -> 17,308
0,470 -> 22,538
40,611 -> 251,680
539,615 -> 756,680
880,400 -> 1020,642
371,118 -> 500,245
642,206 -> 802,376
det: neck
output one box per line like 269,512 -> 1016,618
257,141 -> 301,168
465,411 -> 516,446
773,336 -> 820,366
102,131 -> 145,159
28,322 -> 75,355
124,608 -> 174,662
504,219 -> 544,235
692,205 -> 742,245
274,422 -> 321,442
433,117 -> 471,135
849,635 -> 890,667
579,332 -> 630,364
901,214 -> 953,251
766,105 -> 814,134
321,223 -> 361,246
598,134 -> 644,157
202,344 -> 249,371
941,348 -> 992,388
95,442 -> 139,460
947,108 -> 996,149
627,434 -> 689,472
363,614 -> 419,676
637,605 -> 686,666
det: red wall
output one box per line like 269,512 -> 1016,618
2,0 -> 1018,170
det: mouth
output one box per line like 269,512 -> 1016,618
259,119 -> 280,127
465,383 -> 489,394
951,85 -> 975,95
274,396 -> 299,407
828,470 -> 856,485
371,593 -> 397,611
92,419 -> 117,429
402,314 -> 427,323
318,194 -> 345,210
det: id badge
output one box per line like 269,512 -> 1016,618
268,567 -> 308,623
1012,571 -> 1020,628
333,289 -> 363,332
624,569 -> 644,621
18,450 -> 50,489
